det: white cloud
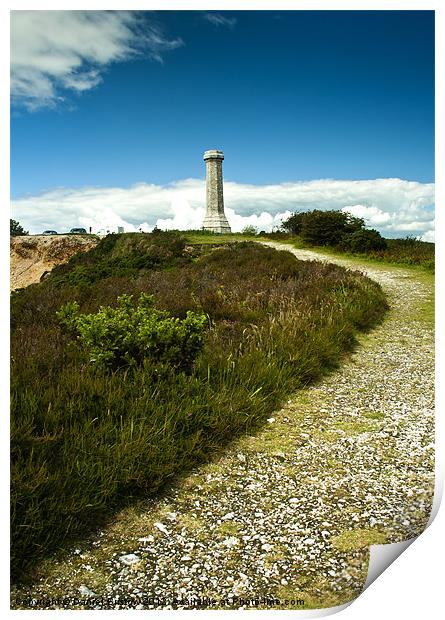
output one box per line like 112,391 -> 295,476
341,204 -> 391,226
11,177 -> 435,240
156,196 -> 205,231
421,229 -> 435,243
204,13 -> 237,28
11,11 -> 183,110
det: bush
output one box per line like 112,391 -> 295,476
280,211 -> 434,271
11,219 -> 28,236
341,228 -> 387,252
49,231 -> 189,287
281,211 -> 306,235
56,293 -> 207,371
241,225 -> 258,236
282,210 -> 365,246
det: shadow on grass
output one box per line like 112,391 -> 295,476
11,233 -> 389,584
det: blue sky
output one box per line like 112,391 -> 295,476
10,10 -> 435,238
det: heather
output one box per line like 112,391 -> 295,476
11,232 -> 388,581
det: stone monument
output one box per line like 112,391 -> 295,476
202,149 -> 231,233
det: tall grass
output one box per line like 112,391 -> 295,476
265,232 -> 435,272
11,233 -> 388,581
363,237 -> 435,271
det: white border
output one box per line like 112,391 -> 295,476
3,2 -> 443,618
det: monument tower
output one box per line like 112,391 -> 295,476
202,149 -> 231,233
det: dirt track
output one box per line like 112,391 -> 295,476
11,243 -> 434,611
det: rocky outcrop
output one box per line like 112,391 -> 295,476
10,235 -> 99,291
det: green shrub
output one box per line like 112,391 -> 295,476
11,219 -> 28,236
341,228 -> 387,252
49,231 -> 189,287
56,293 -> 207,371
281,211 -> 306,235
282,210 -> 365,246
279,212 -> 434,271
241,225 -> 258,235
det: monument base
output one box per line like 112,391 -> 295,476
202,213 -> 231,234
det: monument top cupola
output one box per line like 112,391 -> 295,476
203,149 -> 224,161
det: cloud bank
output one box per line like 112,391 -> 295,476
11,178 -> 435,241
10,11 -> 183,110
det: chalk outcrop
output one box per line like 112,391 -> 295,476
10,234 -> 99,290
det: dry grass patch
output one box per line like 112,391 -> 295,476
330,528 -> 387,551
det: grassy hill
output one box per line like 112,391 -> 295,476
11,231 -> 388,582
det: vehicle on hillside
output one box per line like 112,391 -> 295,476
42,230 -> 58,235
69,227 -> 87,234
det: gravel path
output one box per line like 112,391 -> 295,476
11,244 -> 435,610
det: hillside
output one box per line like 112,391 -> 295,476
10,231 -> 389,583
10,236 -> 434,609
10,235 -> 99,291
